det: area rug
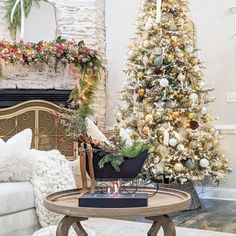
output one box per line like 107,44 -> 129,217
33,218 -> 236,236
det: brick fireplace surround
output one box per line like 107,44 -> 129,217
0,0 -> 106,128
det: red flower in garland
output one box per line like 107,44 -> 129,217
56,44 -> 65,53
37,45 -> 43,52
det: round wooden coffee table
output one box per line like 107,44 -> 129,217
44,187 -> 191,236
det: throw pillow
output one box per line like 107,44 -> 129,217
0,129 -> 34,182
0,145 -> 34,182
6,128 -> 32,149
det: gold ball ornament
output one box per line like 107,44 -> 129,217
190,140 -> 198,149
144,103 -> 154,111
149,146 -> 156,153
145,114 -> 154,122
138,113 -> 145,119
166,54 -> 175,62
172,111 -> 180,119
171,36 -> 178,41
130,43 -> 136,49
143,40 -> 150,48
137,71 -> 144,78
158,145 -> 169,158
213,138 -> 220,146
137,88 -> 145,96
209,127 -> 216,133
174,163 -> 184,172
142,126 -> 150,135
191,58 -> 199,65
188,113 -> 195,119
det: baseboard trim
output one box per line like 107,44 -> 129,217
195,186 -> 236,201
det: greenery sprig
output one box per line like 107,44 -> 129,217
7,0 -> 40,37
98,140 -> 151,172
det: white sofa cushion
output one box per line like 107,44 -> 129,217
0,182 -> 35,215
0,208 -> 40,236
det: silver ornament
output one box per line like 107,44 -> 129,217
169,24 -> 177,31
165,101 -> 176,108
154,56 -> 163,67
184,159 -> 195,170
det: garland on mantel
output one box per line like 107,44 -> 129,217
0,37 -> 103,114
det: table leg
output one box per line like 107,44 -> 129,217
56,215 -> 88,236
146,215 -> 176,236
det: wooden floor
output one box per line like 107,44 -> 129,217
134,199 -> 236,234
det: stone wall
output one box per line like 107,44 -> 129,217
0,0 -> 106,128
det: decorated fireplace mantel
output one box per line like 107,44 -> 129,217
0,0 -> 106,128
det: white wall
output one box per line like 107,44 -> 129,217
16,1 -> 56,42
105,0 -> 236,188
105,0 -> 143,125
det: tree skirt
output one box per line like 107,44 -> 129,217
33,218 -> 236,236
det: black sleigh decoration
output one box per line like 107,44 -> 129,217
79,143 -> 149,193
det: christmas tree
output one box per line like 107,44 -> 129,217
118,0 -> 231,184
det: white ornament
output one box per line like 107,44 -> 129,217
200,158 -> 209,168
116,112 -> 123,122
174,163 -> 184,172
185,45 -> 193,53
199,81 -> 206,88
202,106 -> 208,114
119,128 -> 133,147
169,138 -> 177,146
177,73 -> 185,82
145,18 -> 153,30
151,164 -> 164,175
143,54 -> 149,67
189,93 -> 199,101
177,144 -> 185,152
163,130 -> 170,146
160,78 -> 169,87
